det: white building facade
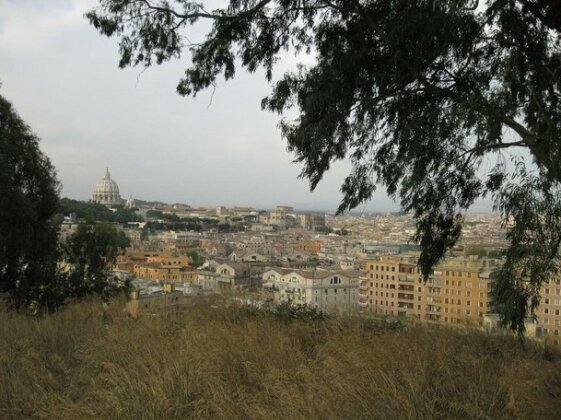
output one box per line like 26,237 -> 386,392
263,268 -> 360,315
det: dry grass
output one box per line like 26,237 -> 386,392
1,297 -> 560,419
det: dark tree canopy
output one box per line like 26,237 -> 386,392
64,221 -> 131,301
88,0 -> 561,332
0,95 -> 134,311
0,93 -> 62,311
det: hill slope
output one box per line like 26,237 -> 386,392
1,298 -> 560,419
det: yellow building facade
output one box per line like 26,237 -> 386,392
359,254 -> 499,325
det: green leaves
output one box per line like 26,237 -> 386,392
64,221 -> 130,302
0,94 -> 61,312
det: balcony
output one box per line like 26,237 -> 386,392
358,292 -> 369,300
359,284 -> 369,291
358,300 -> 369,308
398,275 -> 416,283
398,293 -> 414,301
426,305 -> 442,314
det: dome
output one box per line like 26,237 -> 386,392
91,168 -> 122,206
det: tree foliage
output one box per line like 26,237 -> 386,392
0,95 -> 133,311
0,94 -> 62,311
88,0 -> 561,332
63,221 -> 131,301
58,198 -> 142,224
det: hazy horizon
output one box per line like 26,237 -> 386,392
0,0 -> 494,214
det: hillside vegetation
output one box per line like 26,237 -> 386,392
1,298 -> 560,419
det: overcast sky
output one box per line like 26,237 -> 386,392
0,0 -> 496,213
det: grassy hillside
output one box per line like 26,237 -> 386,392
1,297 -> 560,419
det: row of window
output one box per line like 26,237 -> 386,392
543,298 -> 561,305
544,308 -> 561,315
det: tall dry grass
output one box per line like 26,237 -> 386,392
1,297 -> 560,419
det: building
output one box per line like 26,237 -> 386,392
125,285 -> 193,318
133,262 -> 198,283
262,267 -> 360,315
359,254 -> 499,324
91,168 -> 122,206
536,277 -> 561,345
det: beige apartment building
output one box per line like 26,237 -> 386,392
263,268 -> 360,315
359,254 -> 500,325
537,278 -> 561,345
133,262 -> 198,283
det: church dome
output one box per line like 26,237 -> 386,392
91,168 -> 122,206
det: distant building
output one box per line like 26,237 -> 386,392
91,168 -> 122,206
125,195 -> 136,208
125,285 -> 193,318
263,267 -> 360,315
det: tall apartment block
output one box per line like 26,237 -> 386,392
538,278 -> 561,344
359,254 -> 500,325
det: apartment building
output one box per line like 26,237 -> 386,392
359,254 -> 423,317
133,262 -> 198,283
262,267 -> 360,315
359,254 -> 499,325
537,278 -> 561,345
125,286 -> 193,318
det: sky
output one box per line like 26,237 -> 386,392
0,0 -> 493,213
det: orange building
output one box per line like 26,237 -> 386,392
294,239 -> 323,255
